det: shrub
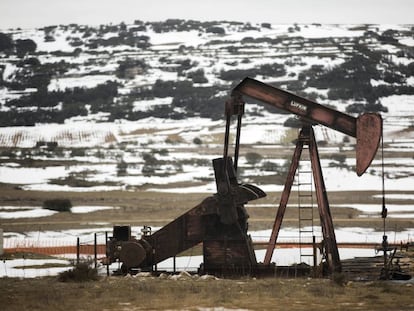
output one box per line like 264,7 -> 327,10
70,148 -> 86,157
331,272 -> 346,286
187,69 -> 208,84
116,58 -> 147,79
245,152 -> 263,165
117,160 -> 128,176
262,161 -> 279,171
193,137 -> 202,145
0,32 -> 13,51
43,199 -> 72,212
206,26 -> 225,35
283,117 -> 303,128
58,262 -> 98,282
155,148 -> 169,156
15,39 -> 37,57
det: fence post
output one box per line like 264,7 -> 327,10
94,233 -> 97,269
312,235 -> 317,277
105,231 -> 109,276
76,237 -> 80,265
0,228 -> 3,256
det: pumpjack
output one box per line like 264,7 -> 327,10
106,77 -> 382,276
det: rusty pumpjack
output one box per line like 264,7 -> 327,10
106,77 -> 382,276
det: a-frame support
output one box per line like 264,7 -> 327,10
264,125 -> 341,274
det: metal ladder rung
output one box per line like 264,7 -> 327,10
297,155 -> 315,266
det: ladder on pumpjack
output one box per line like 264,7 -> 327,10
296,142 -> 315,266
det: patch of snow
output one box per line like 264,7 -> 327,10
296,24 -> 364,39
333,204 -> 414,214
399,37 -> 414,47
387,213 -> 414,218
0,207 -> 57,219
23,184 -> 124,192
48,75 -> 117,91
132,97 -> 173,112
0,258 -> 72,278
0,165 -> 68,184
373,194 -> 414,200
71,205 -> 120,213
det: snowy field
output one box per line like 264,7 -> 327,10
1,22 -> 413,278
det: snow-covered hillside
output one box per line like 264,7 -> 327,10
0,20 -> 412,194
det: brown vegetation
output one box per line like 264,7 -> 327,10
1,276 -> 414,311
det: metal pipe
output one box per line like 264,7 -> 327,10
76,237 -> 80,265
94,233 -> 97,269
234,112 -> 243,172
105,231 -> 109,276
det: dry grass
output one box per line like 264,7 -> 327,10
1,276 -> 414,311
1,183 -> 414,233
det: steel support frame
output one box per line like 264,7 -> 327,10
264,125 -> 341,273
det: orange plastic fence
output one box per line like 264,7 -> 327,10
5,244 -> 106,256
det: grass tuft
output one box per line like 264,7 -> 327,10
58,262 -> 98,282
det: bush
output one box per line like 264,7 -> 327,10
187,69 -> 208,84
245,152 -> 263,165
58,262 -> 98,282
283,117 -> 303,128
116,58 -> 147,79
117,160 -> 128,176
261,161 -> 279,171
206,26 -> 225,34
15,39 -> 37,57
70,148 -> 86,157
193,137 -> 202,145
43,199 -> 72,212
0,32 -> 13,52
331,272 -> 346,286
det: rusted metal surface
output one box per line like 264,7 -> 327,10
106,156 -> 266,274
356,113 -> 383,175
264,126 -> 341,273
264,129 -> 305,265
233,77 -> 382,177
308,126 -> 341,273
106,92 -> 266,275
233,77 -> 357,136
